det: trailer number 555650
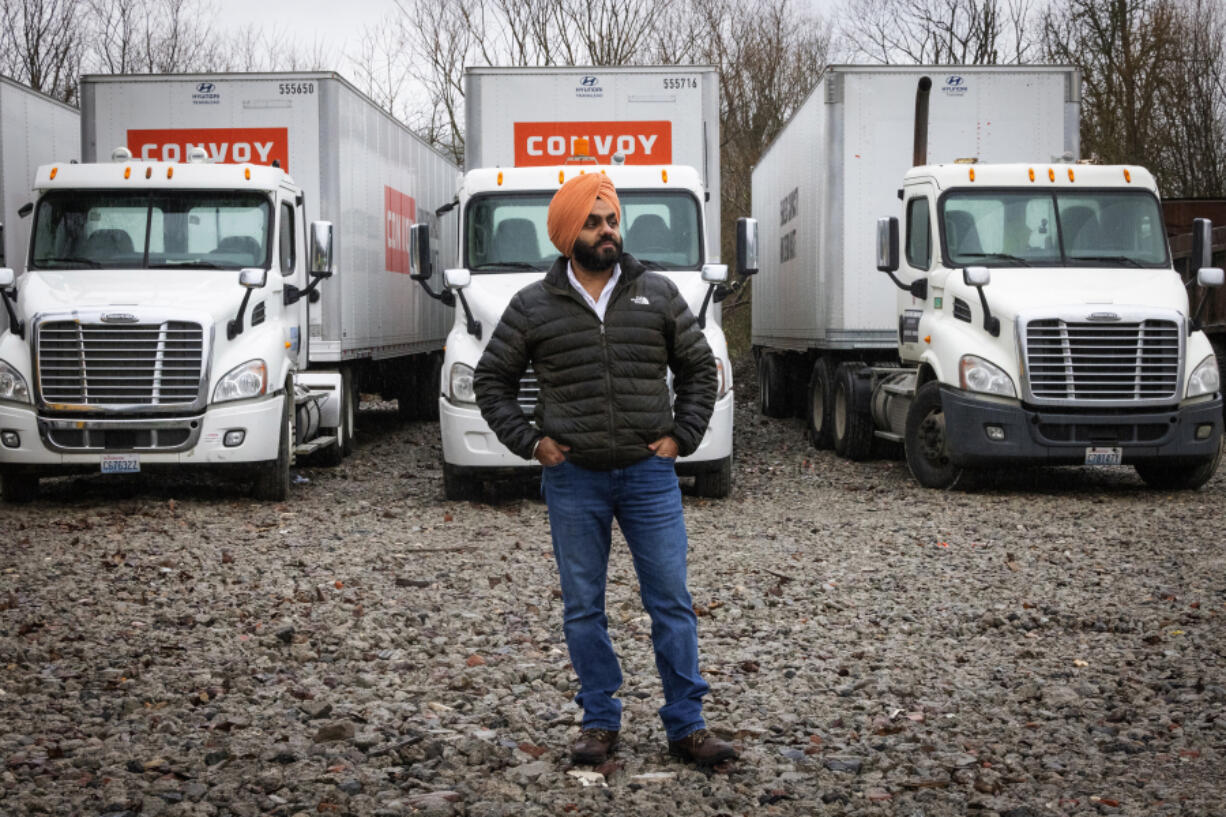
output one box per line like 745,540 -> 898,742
279,82 -> 315,95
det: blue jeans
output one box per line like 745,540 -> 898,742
541,455 -> 709,741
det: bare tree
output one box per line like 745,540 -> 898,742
840,0 -> 1036,64
219,22 -> 334,72
0,0 -> 83,102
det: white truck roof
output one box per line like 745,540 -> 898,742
33,158 -> 292,192
908,162 -> 1158,194
461,164 -> 704,194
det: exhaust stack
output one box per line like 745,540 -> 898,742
912,76 -> 932,167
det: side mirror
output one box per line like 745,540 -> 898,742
308,221 -> 334,277
239,267 -> 268,289
701,264 -> 728,284
1191,218 -> 1213,273
876,217 -> 899,272
735,218 -> 758,276
963,266 -> 991,287
1199,267 -> 1225,288
0,268 -> 14,289
410,223 -> 432,281
443,267 -> 471,290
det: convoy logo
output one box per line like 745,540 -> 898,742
192,81 -> 220,105
576,75 -> 603,98
128,128 -> 290,169
513,121 -> 673,166
385,186 -> 418,275
941,75 -> 969,96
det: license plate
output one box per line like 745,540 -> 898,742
101,454 -> 140,474
1084,446 -> 1122,466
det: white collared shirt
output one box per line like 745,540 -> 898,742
567,261 -> 621,322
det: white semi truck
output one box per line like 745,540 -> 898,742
750,65 -> 1223,488
411,66 -> 737,499
0,76 -> 80,329
0,72 -> 458,502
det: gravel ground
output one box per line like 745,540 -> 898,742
2,368 -> 1224,817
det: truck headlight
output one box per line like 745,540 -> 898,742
716,358 -> 729,398
0,360 -> 31,404
1187,354 -> 1220,398
449,362 -> 476,404
959,354 -> 1016,397
213,360 -> 268,403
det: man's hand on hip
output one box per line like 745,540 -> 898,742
535,436 -> 571,466
648,436 -> 679,459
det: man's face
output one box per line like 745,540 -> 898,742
571,197 -> 621,272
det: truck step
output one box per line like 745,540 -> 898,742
295,435 -> 337,455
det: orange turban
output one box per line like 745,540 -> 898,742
547,173 -> 621,257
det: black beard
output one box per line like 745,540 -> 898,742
571,234 -> 622,272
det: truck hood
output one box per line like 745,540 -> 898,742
963,267 -> 1190,319
16,269 -> 255,324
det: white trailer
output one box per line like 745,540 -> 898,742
747,65 -> 1224,489
412,65 -> 737,499
80,72 -> 458,420
0,72 -> 458,502
0,76 -> 79,320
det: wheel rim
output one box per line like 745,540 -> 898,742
917,407 -> 949,467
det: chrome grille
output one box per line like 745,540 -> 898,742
38,320 -> 206,407
1024,318 -> 1180,402
517,367 -> 539,417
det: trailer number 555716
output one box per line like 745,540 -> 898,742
663,78 -> 697,90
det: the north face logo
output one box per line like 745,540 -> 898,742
631,295 -> 650,305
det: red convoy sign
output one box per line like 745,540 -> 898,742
513,121 -> 673,166
127,128 -> 290,170
385,185 -> 418,275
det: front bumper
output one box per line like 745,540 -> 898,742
0,395 -> 284,474
439,391 -> 735,471
940,386 -> 1223,466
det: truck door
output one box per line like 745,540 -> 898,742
898,188 -> 941,363
277,192 -> 309,370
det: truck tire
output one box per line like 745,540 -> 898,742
253,391 -> 293,502
758,353 -> 789,418
443,462 -> 480,501
315,368 -> 354,466
904,380 -> 964,489
832,362 -> 873,460
1134,445 -> 1222,491
692,457 -> 732,498
806,357 -> 835,450
1,474 -> 38,504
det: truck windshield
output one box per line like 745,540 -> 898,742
30,190 -> 271,270
940,189 -> 1168,269
465,190 -> 702,271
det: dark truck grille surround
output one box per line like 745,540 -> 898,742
1021,316 -> 1182,404
37,320 -> 207,409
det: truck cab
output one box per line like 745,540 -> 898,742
413,162 -> 735,499
875,162 -> 1223,488
0,151 -> 342,502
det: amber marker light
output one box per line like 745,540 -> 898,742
1123,169 -> 1132,183
1067,168 -> 1075,182
49,167 -> 58,180
497,171 -> 503,186
969,168 -> 975,182
124,167 -> 131,180
245,168 -> 251,180
558,171 -> 564,184
662,169 -> 669,183
1028,168 -> 1035,182
1048,168 -> 1055,182
167,167 -> 174,179
145,167 -> 152,179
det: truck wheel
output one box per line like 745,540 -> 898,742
253,391 -> 293,501
832,362 -> 873,460
806,357 -> 835,450
904,380 -> 963,489
443,463 -> 480,501
316,368 -> 354,467
692,457 -> 732,498
758,353 -> 789,418
1134,446 -> 1222,491
1,474 -> 39,504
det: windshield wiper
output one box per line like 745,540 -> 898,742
1068,254 -> 1144,268
957,252 -> 1031,267
469,261 -> 543,271
150,261 -> 228,269
35,256 -> 103,268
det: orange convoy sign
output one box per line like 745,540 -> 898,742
385,185 -> 418,274
127,128 -> 290,170
513,121 -> 673,166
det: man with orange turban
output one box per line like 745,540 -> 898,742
475,173 -> 737,767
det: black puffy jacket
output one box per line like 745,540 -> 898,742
474,253 -> 716,471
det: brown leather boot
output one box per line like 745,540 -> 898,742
570,728 -> 619,765
667,728 -> 738,765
